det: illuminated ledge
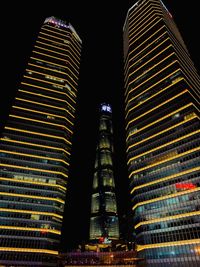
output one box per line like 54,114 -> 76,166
136,239 -> 200,251
0,247 -> 58,255
135,210 -> 200,229
0,225 -> 60,235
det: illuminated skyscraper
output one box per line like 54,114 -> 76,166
89,103 -> 120,242
123,0 -> 200,266
0,16 -> 81,266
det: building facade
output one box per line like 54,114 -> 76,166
123,0 -> 200,266
0,16 -> 82,266
89,103 -> 120,242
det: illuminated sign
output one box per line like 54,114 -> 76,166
101,104 -> 112,113
175,183 -> 196,190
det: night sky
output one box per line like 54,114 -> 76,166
1,0 -> 199,251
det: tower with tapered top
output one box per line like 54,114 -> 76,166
89,103 -> 120,243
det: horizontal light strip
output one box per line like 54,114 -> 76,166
0,149 -> 69,166
32,50 -> 78,76
15,97 -> 74,118
0,177 -> 66,191
9,114 -> 73,135
125,59 -> 177,111
126,103 -> 193,140
131,167 -> 200,194
34,45 -> 79,69
26,67 -> 78,88
129,146 -> 200,177
18,89 -> 75,114
36,40 -> 80,65
0,225 -> 61,235
23,77 -> 76,104
125,36 -> 170,85
0,137 -> 70,156
0,247 -> 58,255
127,90 -> 187,129
137,239 -> 200,252
126,115 -> 198,150
135,210 -> 200,229
125,71 -> 183,118
5,126 -> 72,146
132,187 -> 200,211
128,129 -> 200,165
12,105 -> 73,126
124,28 -> 166,78
0,192 -> 64,204
0,163 -> 68,178
0,208 -> 62,219
28,63 -> 77,91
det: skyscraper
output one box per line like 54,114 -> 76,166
89,103 -> 119,243
0,16 -> 81,266
123,0 -> 200,266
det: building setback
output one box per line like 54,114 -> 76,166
0,16 -> 81,266
123,0 -> 200,266
89,103 -> 120,243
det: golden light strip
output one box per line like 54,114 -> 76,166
22,77 -> 76,105
18,89 -> 75,115
15,97 -> 74,118
4,126 -> 72,146
0,191 -> 64,204
135,210 -> 200,229
0,208 -> 62,219
36,40 -> 80,65
125,58 -> 177,105
28,62 -> 77,91
126,90 -> 187,129
0,247 -> 58,255
126,103 -> 193,140
132,188 -> 200,211
129,146 -> 200,177
12,105 -> 73,126
126,115 -> 198,150
0,137 -> 70,156
0,149 -> 69,166
131,167 -> 200,194
128,129 -> 200,165
0,163 -> 68,178
9,114 -> 73,135
33,50 -> 78,75
34,45 -> 79,69
0,225 -> 61,235
124,35 -> 170,84
136,239 -> 200,252
0,177 -> 66,191
125,70 -> 183,116
26,67 -> 78,87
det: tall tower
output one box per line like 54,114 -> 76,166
0,16 -> 81,266
89,103 -> 119,243
123,1 -> 200,266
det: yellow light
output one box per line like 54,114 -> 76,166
132,187 -> 200,211
0,225 -> 61,235
131,167 -> 200,194
0,163 -> 68,178
0,247 -> 58,255
136,239 -> 200,252
0,208 -> 63,219
135,210 -> 200,229
129,146 -> 200,177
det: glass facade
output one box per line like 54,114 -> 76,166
123,0 -> 200,266
0,16 -> 82,266
89,103 -> 119,241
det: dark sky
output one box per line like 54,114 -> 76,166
1,0 -> 199,251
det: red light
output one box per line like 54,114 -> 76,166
175,183 -> 196,190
